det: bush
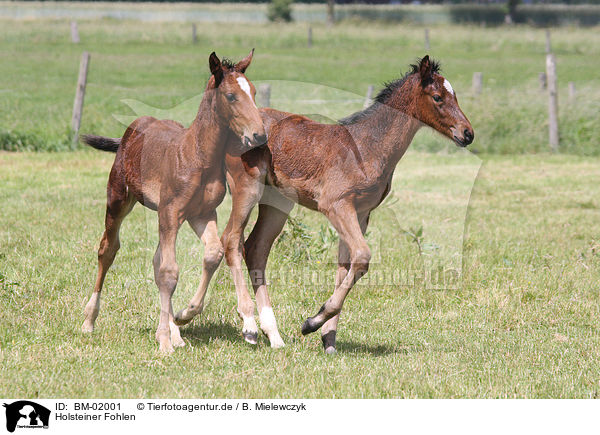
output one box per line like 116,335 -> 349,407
447,5 -> 506,25
268,0 -> 293,22
0,130 -> 74,152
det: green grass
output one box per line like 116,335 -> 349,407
1,151 -> 600,398
0,18 -> 598,153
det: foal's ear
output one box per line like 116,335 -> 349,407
235,48 -> 254,73
209,52 -> 224,87
418,55 -> 434,86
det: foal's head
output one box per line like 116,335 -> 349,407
408,56 -> 474,147
208,50 -> 266,150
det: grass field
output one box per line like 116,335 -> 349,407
1,151 -> 600,398
0,18 -> 599,153
1,10 -> 600,398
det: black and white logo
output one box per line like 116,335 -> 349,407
3,401 -> 50,433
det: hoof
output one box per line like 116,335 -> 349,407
171,337 -> 186,348
321,330 -> 336,352
302,304 -> 328,335
174,309 -> 194,326
261,327 -> 285,348
269,336 -> 286,349
301,318 -> 319,336
243,331 -> 258,345
158,343 -> 175,355
324,346 -> 337,355
157,328 -> 175,354
81,322 -> 94,333
169,320 -> 185,348
173,316 -> 190,327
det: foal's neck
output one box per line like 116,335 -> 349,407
345,89 -> 421,176
188,89 -> 228,165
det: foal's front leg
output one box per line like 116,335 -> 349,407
153,206 -> 183,354
221,172 -> 265,344
302,202 -> 371,344
175,212 -> 224,326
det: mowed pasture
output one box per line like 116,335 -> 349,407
1,17 -> 600,398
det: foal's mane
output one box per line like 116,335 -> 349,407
339,58 -> 441,126
220,58 -> 236,69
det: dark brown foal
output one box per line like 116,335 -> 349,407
81,51 -> 266,353
179,55 -> 474,352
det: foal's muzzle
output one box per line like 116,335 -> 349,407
243,133 -> 267,148
453,128 -> 474,147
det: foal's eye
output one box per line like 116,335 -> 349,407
433,95 -> 443,103
225,93 -> 236,103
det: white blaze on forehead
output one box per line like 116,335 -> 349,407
443,78 -> 455,96
236,77 -> 256,106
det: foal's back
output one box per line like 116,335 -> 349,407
263,112 -> 382,212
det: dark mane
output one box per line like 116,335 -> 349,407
221,58 -> 236,70
408,57 -> 441,76
339,58 -> 441,126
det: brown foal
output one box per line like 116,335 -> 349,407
177,55 -> 474,353
81,51 -> 266,353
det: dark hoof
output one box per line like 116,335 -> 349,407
301,318 -> 319,336
302,305 -> 329,335
173,315 -> 190,327
174,307 -> 198,326
243,331 -> 258,345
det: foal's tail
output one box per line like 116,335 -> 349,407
81,135 -> 121,153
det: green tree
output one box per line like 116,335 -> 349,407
505,0 -> 520,24
268,0 -> 293,22
327,0 -> 335,25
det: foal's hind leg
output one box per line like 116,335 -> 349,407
175,212 -> 224,326
244,201 -> 293,348
320,213 -> 369,354
302,203 -> 371,341
82,174 -> 135,333
320,240 -> 349,354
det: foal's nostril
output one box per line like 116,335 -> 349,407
464,129 -> 474,144
253,133 -> 267,145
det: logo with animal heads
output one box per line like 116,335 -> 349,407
3,401 -> 50,433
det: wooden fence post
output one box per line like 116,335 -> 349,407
472,72 -> 483,95
192,24 -> 197,44
364,85 -> 374,109
72,52 -> 90,143
539,72 -> 547,91
308,26 -> 312,48
257,83 -> 271,107
424,28 -> 430,51
71,21 -> 80,44
546,54 -> 558,152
